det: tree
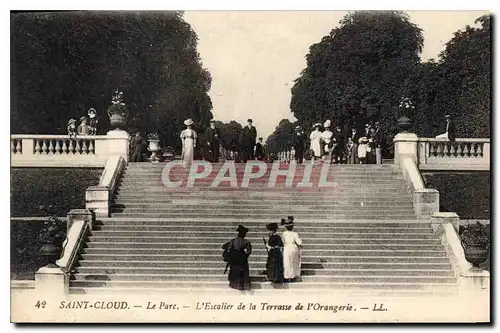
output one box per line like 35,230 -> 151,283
434,15 -> 490,138
265,119 -> 296,154
11,11 -> 212,150
290,11 -> 424,150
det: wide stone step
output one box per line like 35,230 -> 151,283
110,208 -> 416,215
118,176 -> 405,184
97,217 -> 424,224
110,202 -> 415,209
68,280 -> 455,290
81,246 -> 445,256
113,194 -> 414,201
80,252 -> 449,263
115,186 -> 408,192
94,221 -> 430,229
75,261 -> 452,271
70,272 -> 456,284
110,212 -> 416,219
112,197 -> 413,204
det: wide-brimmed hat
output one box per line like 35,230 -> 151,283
266,223 -> 279,231
184,118 -> 194,126
88,108 -> 97,117
445,114 -> 451,119
313,123 -> 321,128
68,119 -> 76,125
280,217 -> 294,226
324,120 -> 331,128
359,136 -> 369,143
236,225 -> 248,233
210,119 -> 216,123
295,125 -> 302,130
80,116 -> 87,122
247,118 -> 253,123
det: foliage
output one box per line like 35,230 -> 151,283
291,11 -> 423,142
11,11 -> 213,149
460,221 -> 490,248
289,11 -> 491,147
266,119 -> 296,154
213,120 -> 244,151
38,216 -> 66,245
148,132 -> 160,141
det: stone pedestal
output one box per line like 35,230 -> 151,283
67,209 -> 94,230
86,186 -> 110,217
460,268 -> 490,296
393,132 -> 418,166
35,264 -> 69,295
413,188 -> 439,220
431,212 -> 460,232
106,129 -> 129,162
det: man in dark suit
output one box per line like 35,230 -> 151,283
348,125 -> 361,164
332,125 -> 346,164
206,119 -> 221,162
241,119 -> 257,162
436,114 -> 456,142
293,125 -> 306,164
255,137 -> 265,161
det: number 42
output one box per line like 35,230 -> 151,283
35,301 -> 46,309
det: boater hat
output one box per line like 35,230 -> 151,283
210,119 -> 216,123
445,114 -> 451,119
266,223 -> 279,231
68,119 -> 76,125
184,118 -> 194,126
313,123 -> 321,128
324,120 -> 331,128
236,225 -> 248,233
280,217 -> 294,226
80,116 -> 87,122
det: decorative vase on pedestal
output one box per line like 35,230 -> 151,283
148,133 -> 161,163
397,97 -> 415,133
107,90 -> 129,130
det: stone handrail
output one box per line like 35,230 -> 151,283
11,132 -> 129,167
417,138 -> 490,171
86,156 -> 126,217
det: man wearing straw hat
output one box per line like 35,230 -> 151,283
77,116 -> 90,135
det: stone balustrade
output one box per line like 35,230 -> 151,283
11,132 -> 129,167
418,138 -> 490,171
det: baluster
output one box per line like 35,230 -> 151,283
462,143 -> 470,157
41,140 -> 48,154
62,140 -> 69,154
455,143 -> 462,157
449,143 -> 456,157
81,140 -> 88,154
55,140 -> 61,154
48,140 -> 55,154
429,143 -> 436,157
34,140 -> 41,154
69,140 -> 76,154
88,140 -> 95,154
11,140 -> 15,153
476,143 -> 483,157
469,143 -> 477,157
442,143 -> 449,157
435,143 -> 442,157
75,140 -> 82,154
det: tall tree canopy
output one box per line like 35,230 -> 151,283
291,11 -> 423,139
265,119 -> 296,154
11,11 -> 212,150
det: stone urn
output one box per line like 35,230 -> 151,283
460,222 -> 490,268
107,90 -> 129,130
463,244 -> 489,267
397,97 -> 415,133
38,243 -> 62,266
148,134 -> 161,163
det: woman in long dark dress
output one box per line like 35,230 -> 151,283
266,222 -> 284,283
227,225 -> 252,290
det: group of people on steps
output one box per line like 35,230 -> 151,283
222,216 -> 302,291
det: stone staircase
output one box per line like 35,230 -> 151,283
69,162 -> 458,295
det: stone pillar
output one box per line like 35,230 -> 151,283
106,130 -> 129,162
35,264 -> 69,295
413,188 -> 439,220
67,209 -> 94,231
393,132 -> 418,167
85,186 -> 110,217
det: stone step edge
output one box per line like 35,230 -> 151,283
74,265 -> 452,271
97,217 -> 424,223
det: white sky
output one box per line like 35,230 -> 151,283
184,10 -> 489,138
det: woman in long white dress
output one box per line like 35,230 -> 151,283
180,118 -> 197,164
309,123 -> 322,163
281,216 -> 302,282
